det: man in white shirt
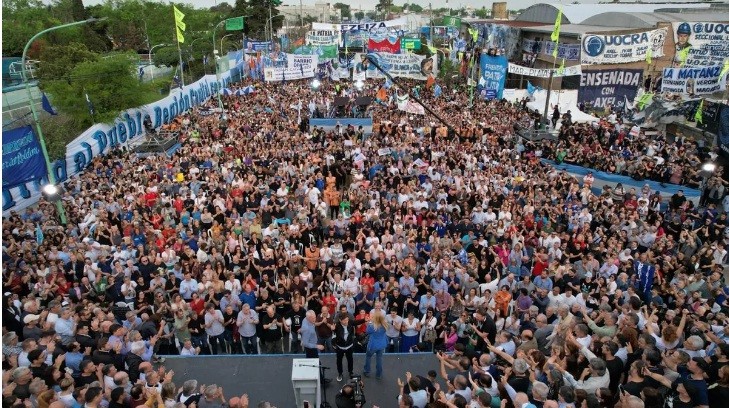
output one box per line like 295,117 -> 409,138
179,272 -> 198,301
342,272 -> 360,297
344,253 -> 362,278
204,304 -> 225,354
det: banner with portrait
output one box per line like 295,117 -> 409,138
522,39 -> 581,61
581,28 -> 667,64
353,52 -> 436,81
473,23 -> 522,60
672,22 -> 729,67
306,30 -> 338,46
313,17 -> 407,48
660,65 -> 727,95
479,54 -> 508,99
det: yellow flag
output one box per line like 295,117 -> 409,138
695,99 -> 704,124
646,47 -> 652,65
557,58 -> 565,75
174,5 -> 186,43
551,7 -> 562,42
552,42 -> 559,58
468,27 -> 479,42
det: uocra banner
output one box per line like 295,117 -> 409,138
508,63 -> 582,78
578,69 -> 642,110
672,22 -> 729,67
661,65 -> 727,95
581,28 -> 667,64
263,54 -> 318,82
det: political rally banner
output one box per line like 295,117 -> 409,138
581,28 -> 667,64
367,37 -> 401,54
354,52 -> 436,81
4,68 -> 237,216
306,30 -> 338,46
244,40 -> 271,52
474,23 -> 522,60
660,65 -> 727,95
420,26 -> 458,41
522,39 -> 580,61
508,63 -> 582,78
672,22 -> 729,67
2,126 -> 47,189
264,54 -> 318,82
578,69 -> 642,110
479,54 -> 508,99
313,17 -> 407,47
293,45 -> 337,60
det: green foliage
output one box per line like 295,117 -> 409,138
37,42 -> 99,83
45,52 -> 156,127
231,0 -> 282,40
354,11 -> 365,20
404,3 -> 424,13
437,58 -> 459,87
333,2 -> 351,19
474,7 -> 490,19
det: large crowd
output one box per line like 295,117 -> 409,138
2,73 -> 729,408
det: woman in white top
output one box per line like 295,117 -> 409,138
400,312 -> 421,352
419,309 -> 438,342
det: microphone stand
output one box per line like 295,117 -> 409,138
297,363 -> 332,408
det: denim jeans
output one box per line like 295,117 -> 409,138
241,336 -> 258,354
319,336 -> 334,353
363,348 -> 384,378
208,333 -> 225,355
387,336 -> 400,353
190,334 -> 209,354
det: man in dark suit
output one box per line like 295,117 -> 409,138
633,252 -> 655,302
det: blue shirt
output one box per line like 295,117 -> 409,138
239,291 -> 257,310
301,318 -> 319,349
366,323 -> 388,352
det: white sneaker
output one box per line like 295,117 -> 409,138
337,375 -> 343,382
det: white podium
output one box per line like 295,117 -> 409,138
291,358 -> 320,408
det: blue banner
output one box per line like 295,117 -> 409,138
578,69 -> 642,111
245,40 -> 271,52
479,54 -> 507,99
2,126 -> 47,189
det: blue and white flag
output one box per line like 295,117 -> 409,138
138,66 -> 144,80
35,224 -> 44,245
41,92 -> 57,115
434,84 -> 442,98
384,77 -> 393,89
203,54 -> 209,65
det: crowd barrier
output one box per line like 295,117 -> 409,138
542,159 -> 701,206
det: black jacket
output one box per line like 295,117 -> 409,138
333,319 -> 365,349
125,352 -> 143,383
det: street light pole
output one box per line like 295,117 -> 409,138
220,34 -> 234,55
148,43 -> 172,80
21,17 -> 105,224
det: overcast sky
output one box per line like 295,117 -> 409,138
79,0 -> 591,12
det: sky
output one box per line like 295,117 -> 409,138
77,0 -> 590,12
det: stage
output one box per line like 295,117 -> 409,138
163,352 -> 442,407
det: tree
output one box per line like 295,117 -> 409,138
354,11 -> 365,20
45,52 -> 158,126
333,2 -> 351,19
474,7 -> 490,19
405,3 -> 423,13
37,42 -> 99,83
376,0 -> 393,18
231,0 -> 282,40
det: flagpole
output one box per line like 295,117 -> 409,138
173,4 -> 185,87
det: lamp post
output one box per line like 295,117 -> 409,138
148,43 -> 172,80
219,34 -> 235,54
21,18 -> 105,224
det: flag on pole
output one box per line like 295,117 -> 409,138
173,5 -> 186,43
551,7 -> 562,58
41,92 -> 57,115
646,47 -> 652,65
624,95 -> 634,112
694,99 -> 704,124
384,77 -> 392,89
636,92 -> 653,110
85,92 -> 95,116
557,58 -> 565,76
468,27 -> 479,43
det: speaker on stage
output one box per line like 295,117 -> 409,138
292,358 -> 321,408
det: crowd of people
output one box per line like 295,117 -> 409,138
2,73 -> 729,408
